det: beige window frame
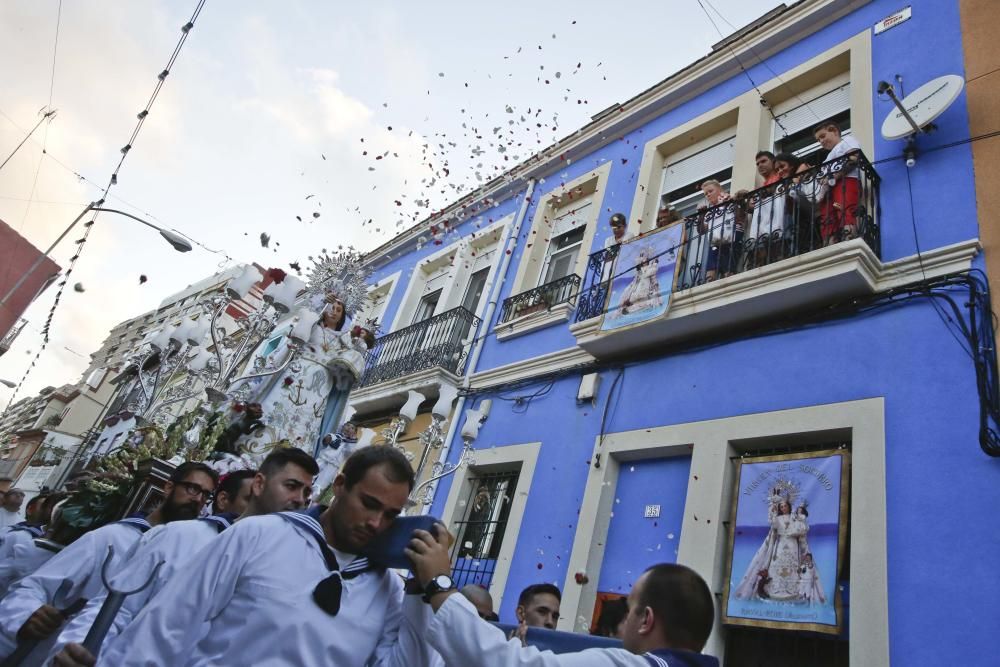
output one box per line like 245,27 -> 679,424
558,398 -> 887,665
439,441 -> 540,611
390,217 -> 509,332
630,30 -> 874,236
510,163 -> 611,296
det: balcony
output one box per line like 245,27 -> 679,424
572,151 -> 886,358
496,274 -> 580,340
358,306 -> 481,389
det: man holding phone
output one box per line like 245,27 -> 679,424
55,446 -> 440,667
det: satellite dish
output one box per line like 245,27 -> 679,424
881,74 -> 965,140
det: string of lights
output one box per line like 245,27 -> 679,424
6,0 -> 209,409
0,1 -> 65,357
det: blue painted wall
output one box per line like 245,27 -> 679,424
597,456 -> 692,596
402,1 -> 998,663
432,295 -> 1000,662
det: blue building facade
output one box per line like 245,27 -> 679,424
345,2 -> 999,664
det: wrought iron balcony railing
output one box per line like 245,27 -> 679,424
576,150 -> 880,322
498,274 -> 580,324
358,306 -> 481,388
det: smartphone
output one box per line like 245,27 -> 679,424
363,514 -> 443,570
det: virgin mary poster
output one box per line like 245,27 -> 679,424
721,448 -> 850,634
599,223 -> 683,332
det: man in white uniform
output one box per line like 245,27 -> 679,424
0,462 -> 216,666
52,448 -> 319,664
210,468 -> 256,515
0,497 -> 75,597
407,529 -> 719,667
58,446 -> 436,667
0,488 -> 25,530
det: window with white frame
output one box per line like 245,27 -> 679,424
356,276 -> 397,331
539,197 -> 592,285
772,82 -> 852,164
412,289 -> 442,324
659,135 -> 736,219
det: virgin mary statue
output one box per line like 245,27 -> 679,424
223,253 -> 371,462
733,484 -> 821,603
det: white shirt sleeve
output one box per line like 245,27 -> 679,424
369,579 -> 438,667
427,594 -> 646,667
0,526 -> 103,640
54,523 -> 198,656
0,542 -> 54,598
100,520 -> 255,666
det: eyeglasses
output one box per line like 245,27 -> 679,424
176,481 -> 214,501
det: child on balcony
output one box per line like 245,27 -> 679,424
813,120 -> 863,246
697,180 -> 743,281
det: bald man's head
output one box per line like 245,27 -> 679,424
460,585 -> 497,621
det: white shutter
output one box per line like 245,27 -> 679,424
422,258 -> 451,293
661,137 -> 736,194
773,83 -> 851,137
471,247 -> 496,272
548,197 -> 593,237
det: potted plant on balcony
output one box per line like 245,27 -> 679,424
512,295 -> 550,318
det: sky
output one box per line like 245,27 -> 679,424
0,0 -> 785,405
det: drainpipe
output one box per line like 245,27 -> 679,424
422,178 -> 537,514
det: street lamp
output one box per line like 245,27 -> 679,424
0,200 -> 193,308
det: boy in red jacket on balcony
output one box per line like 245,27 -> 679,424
813,120 -> 863,246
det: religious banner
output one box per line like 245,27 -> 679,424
599,223 -> 683,331
721,448 -> 850,634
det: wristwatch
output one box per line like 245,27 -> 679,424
422,574 -> 457,602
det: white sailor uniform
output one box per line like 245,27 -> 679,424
0,517 -> 151,666
54,514 -> 235,661
107,511 -> 436,667
426,594 -> 719,667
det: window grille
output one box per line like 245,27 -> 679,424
450,468 -> 520,589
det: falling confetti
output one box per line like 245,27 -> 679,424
260,233 -> 271,248
73,283 -> 85,293
138,275 -> 148,285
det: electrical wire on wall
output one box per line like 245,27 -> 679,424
594,368 -> 624,469
461,270 -> 1000,457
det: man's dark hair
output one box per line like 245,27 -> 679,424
755,150 -> 775,161
25,493 -> 48,513
40,492 -> 67,517
214,470 -> 256,512
260,447 -> 319,477
517,583 -> 562,607
637,564 -> 714,652
170,461 -> 219,487
811,119 -> 841,135
341,445 -> 415,491
774,152 -> 802,171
